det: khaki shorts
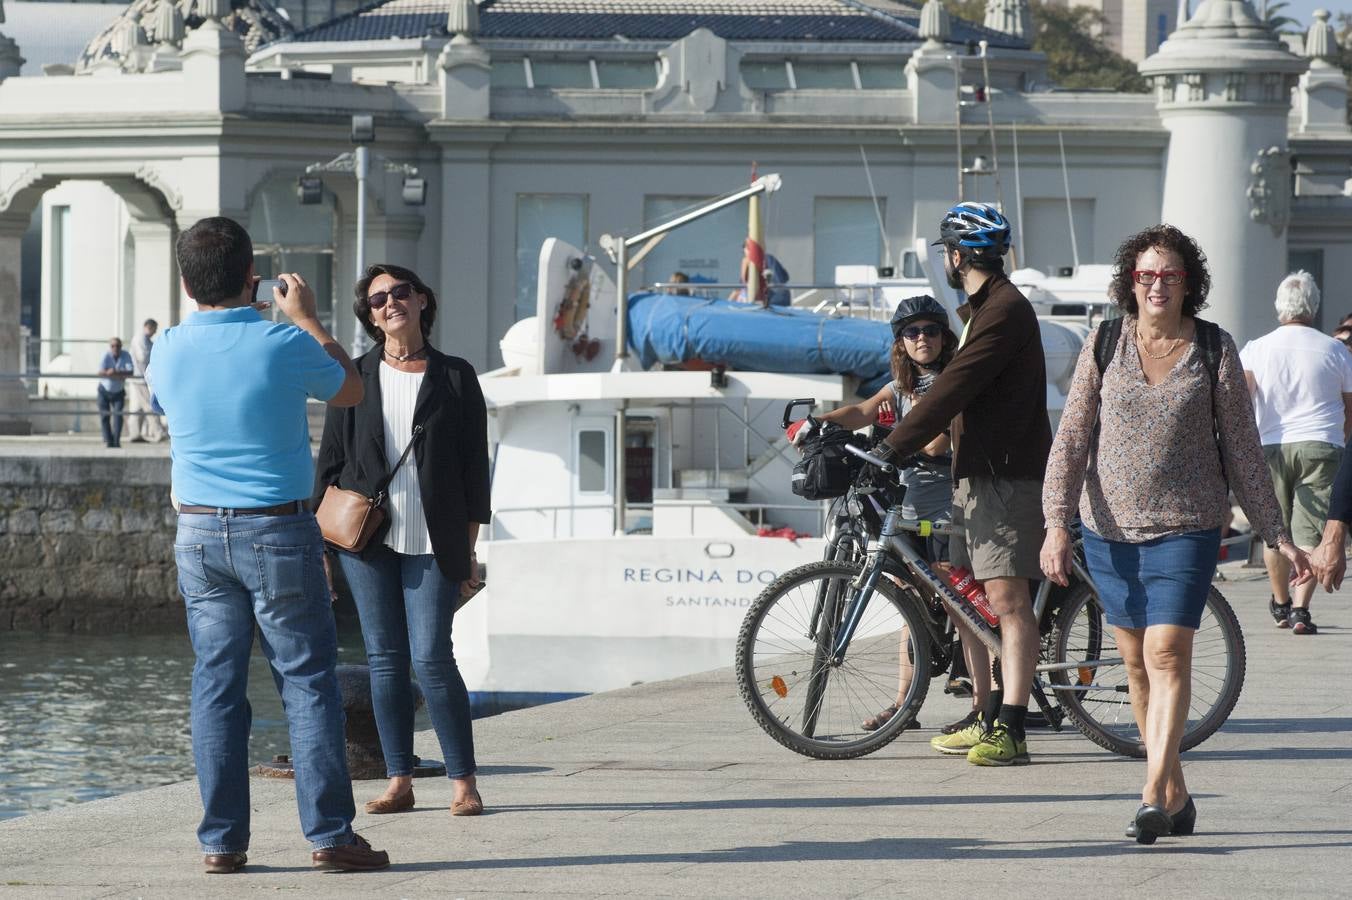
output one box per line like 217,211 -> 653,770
1264,441 -> 1342,548
950,477 -> 1045,581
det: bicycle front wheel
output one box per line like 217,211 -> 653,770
736,560 -> 932,760
1048,582 -> 1246,758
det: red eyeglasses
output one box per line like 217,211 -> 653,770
1132,269 -> 1185,286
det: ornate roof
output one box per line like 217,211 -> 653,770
77,0 -> 294,73
292,0 -> 1025,49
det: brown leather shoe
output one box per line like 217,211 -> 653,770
311,833 -> 390,871
450,790 -> 483,817
364,787 -> 414,815
203,851 -> 247,874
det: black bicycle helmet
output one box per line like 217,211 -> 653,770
936,201 -> 1011,262
890,295 -> 950,341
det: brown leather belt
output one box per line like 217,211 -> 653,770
178,500 -> 310,516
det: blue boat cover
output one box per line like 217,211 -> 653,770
627,293 -> 893,395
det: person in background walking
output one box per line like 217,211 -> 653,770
315,263 -> 490,819
96,336 -> 134,448
128,319 -> 165,443
152,217 -> 389,875
1042,224 -> 1312,844
1240,271 -> 1352,636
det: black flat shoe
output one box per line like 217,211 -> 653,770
1169,796 -> 1196,835
1125,796 -> 1194,838
1132,804 -> 1172,845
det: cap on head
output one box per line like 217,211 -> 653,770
936,202 -> 1011,261
890,294 -> 949,341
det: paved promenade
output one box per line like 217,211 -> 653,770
2,575 -> 1350,898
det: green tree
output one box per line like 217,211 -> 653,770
947,0 -> 1148,92
1263,1 -> 1301,34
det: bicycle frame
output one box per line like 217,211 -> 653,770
830,505 -> 1124,689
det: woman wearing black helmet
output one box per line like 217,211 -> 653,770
817,295 -> 979,733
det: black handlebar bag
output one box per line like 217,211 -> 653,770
790,423 -> 866,501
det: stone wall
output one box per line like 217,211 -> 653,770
0,455 -> 182,632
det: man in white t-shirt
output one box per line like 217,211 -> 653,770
1241,270 -> 1352,635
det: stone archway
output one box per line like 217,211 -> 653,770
0,165 -> 182,433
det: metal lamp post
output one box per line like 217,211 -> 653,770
300,114 -> 427,356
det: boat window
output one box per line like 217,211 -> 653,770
740,60 -> 791,90
490,59 -> 529,88
855,61 -> 905,90
814,197 -> 885,285
596,59 -> 659,89
516,194 -> 588,322
529,59 -> 594,89
578,430 -> 608,492
901,249 -> 924,279
792,61 -> 855,90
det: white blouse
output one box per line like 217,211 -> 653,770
378,361 -> 431,556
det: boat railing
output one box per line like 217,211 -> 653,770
490,500 -> 828,541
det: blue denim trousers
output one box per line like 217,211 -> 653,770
336,545 -> 477,779
97,386 -> 125,447
175,511 -> 356,854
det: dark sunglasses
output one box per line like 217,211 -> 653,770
367,282 -> 416,310
900,324 -> 943,341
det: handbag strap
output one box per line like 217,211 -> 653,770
372,424 -> 424,501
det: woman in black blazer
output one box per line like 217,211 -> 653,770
314,263 -> 491,818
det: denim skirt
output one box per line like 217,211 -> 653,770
1080,527 -> 1221,630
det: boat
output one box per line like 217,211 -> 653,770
460,177 -> 1106,714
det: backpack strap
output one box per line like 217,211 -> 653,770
1094,316 -> 1124,377
1194,318 -> 1222,388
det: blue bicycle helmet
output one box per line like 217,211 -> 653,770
890,295 -> 950,341
937,202 -> 1011,261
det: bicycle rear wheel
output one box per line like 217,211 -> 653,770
736,560 -> 932,760
1048,581 -> 1246,758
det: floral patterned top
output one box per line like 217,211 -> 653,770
1043,316 -> 1288,545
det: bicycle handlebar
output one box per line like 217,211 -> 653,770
843,442 -> 896,473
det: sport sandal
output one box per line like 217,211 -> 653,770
1269,596 -> 1292,628
1289,608 -> 1318,635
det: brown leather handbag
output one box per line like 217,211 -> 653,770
316,425 -> 422,552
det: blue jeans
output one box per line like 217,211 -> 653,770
337,545 -> 477,779
97,386 -> 125,447
174,511 -> 355,854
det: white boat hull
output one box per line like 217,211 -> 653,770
459,535 -> 825,696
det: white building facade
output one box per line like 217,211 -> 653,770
0,0 -> 1347,434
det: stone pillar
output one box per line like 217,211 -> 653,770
1296,10 -> 1350,136
0,216 -> 33,434
905,5 -> 958,128
129,220 -> 178,331
1139,0 -> 1308,347
180,15 -> 246,113
438,36 -> 491,120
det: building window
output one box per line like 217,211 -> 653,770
596,59 -> 659,88
855,61 -> 905,89
792,61 -> 856,89
577,429 -> 609,493
1157,13 -> 1168,50
641,196 -> 746,290
529,59 -> 593,89
813,198 -> 885,285
248,176 -> 337,333
51,205 -> 72,359
741,60 -> 791,90
516,194 -> 587,322
490,59 -> 529,88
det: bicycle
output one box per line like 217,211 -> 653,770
736,403 -> 1247,761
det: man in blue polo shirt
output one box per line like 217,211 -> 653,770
152,217 -> 388,874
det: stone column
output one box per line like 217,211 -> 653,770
179,4 -> 245,113
128,220 -> 178,330
0,216 -> 32,434
1139,0 -> 1308,347
905,2 -> 958,126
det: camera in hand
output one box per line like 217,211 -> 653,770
254,278 -> 288,302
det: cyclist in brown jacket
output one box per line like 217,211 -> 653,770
873,202 -> 1051,766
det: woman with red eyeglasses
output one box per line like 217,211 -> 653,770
314,263 -> 490,819
1041,225 -> 1311,843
